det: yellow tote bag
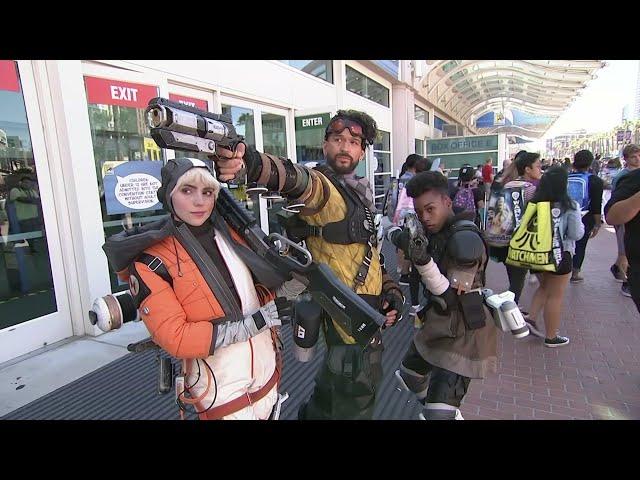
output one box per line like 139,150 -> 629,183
506,201 -> 563,272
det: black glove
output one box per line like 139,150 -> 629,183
274,296 -> 294,325
380,274 -> 405,328
240,144 -> 263,184
386,226 -> 410,252
407,234 -> 431,266
431,287 -> 459,315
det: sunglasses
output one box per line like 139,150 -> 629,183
325,118 -> 365,142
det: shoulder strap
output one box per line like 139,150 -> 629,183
447,219 -> 489,285
136,253 -> 173,287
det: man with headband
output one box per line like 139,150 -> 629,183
213,110 -> 404,420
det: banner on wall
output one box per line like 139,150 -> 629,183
84,76 -> 158,108
103,161 -> 163,215
168,93 -> 208,111
0,60 -> 20,92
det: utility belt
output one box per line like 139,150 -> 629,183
425,286 -> 488,331
180,328 -> 284,420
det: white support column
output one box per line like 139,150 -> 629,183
392,84 -> 415,175
41,60 -> 112,337
334,60 -> 346,110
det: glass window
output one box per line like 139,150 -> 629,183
279,61 -> 333,84
345,66 -> 390,108
221,104 -> 256,149
295,113 -> 330,166
0,61 -> 57,329
415,138 -> 424,155
261,112 -> 289,235
434,115 -> 446,131
261,112 -> 287,158
85,77 -> 166,292
373,130 -> 392,210
414,105 -> 429,124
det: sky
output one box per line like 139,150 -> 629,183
544,60 -> 639,138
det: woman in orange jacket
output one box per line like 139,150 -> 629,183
103,157 -> 304,419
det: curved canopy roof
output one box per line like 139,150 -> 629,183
419,60 -> 606,138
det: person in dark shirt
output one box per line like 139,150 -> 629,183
605,168 -> 640,314
570,150 -> 604,283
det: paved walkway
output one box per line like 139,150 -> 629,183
2,222 -> 638,420
462,224 -> 640,419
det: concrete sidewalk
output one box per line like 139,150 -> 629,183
0,320 -> 149,417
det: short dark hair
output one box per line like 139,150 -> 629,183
458,164 -> 475,182
531,165 -> 573,211
406,171 -> 449,198
622,144 -> 640,159
573,150 -> 594,170
400,154 -> 424,176
414,157 -> 432,172
325,109 -> 378,148
515,152 -> 540,176
514,150 -> 527,162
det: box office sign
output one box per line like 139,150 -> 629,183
103,161 -> 163,215
427,135 -> 499,155
0,60 -> 20,92
168,93 -> 208,111
84,76 -> 158,108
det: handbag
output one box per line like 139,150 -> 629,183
506,201 -> 564,272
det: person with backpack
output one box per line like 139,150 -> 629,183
393,154 -> 430,323
522,166 -> 585,346
386,171 -> 497,419
486,152 -> 541,306
394,154 -> 424,286
449,164 -> 485,225
568,150 -> 604,283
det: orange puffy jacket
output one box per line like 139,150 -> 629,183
117,225 -> 275,360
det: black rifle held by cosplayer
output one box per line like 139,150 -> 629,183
144,97 -> 386,331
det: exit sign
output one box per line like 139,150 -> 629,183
295,113 -> 331,131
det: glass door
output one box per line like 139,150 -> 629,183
219,95 -> 293,235
83,74 -> 166,292
0,61 -> 72,363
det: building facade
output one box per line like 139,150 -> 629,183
0,59 -> 473,364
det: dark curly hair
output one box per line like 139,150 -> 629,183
405,171 -> 449,199
325,109 -> 378,148
573,149 -> 594,170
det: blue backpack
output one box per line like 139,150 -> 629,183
567,172 -> 591,211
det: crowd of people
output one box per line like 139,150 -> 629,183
101,103 -> 639,420
389,145 -> 640,351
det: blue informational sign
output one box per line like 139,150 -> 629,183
103,161 -> 163,215
475,109 -> 553,129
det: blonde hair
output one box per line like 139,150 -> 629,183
170,167 -> 221,200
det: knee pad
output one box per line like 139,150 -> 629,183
395,368 -> 429,401
425,368 -> 471,408
420,403 -> 464,420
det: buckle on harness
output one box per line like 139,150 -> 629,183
146,256 -> 164,272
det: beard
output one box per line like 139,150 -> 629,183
327,152 -> 359,174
